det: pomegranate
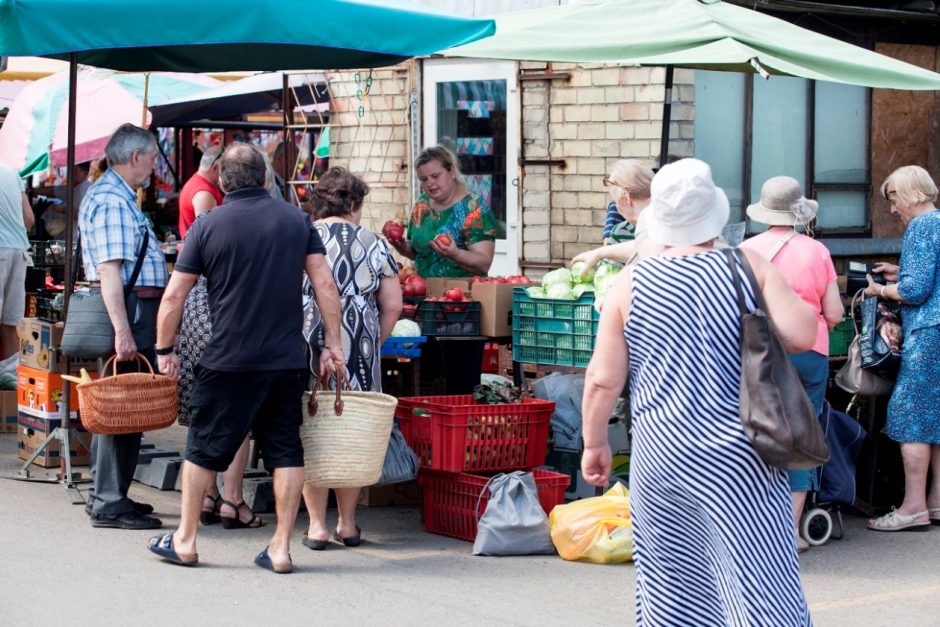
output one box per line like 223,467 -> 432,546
382,220 -> 405,243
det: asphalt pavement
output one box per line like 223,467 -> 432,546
1,426 -> 939,626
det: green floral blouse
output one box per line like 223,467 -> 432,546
407,192 -> 496,277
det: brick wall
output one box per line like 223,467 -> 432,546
323,66 -> 414,235
520,63 -> 694,266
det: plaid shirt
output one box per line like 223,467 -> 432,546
78,169 -> 168,287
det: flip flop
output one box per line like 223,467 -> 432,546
148,533 -> 198,566
332,525 -> 362,547
254,546 -> 293,574
302,528 -> 328,551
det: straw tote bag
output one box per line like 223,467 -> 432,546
723,249 -> 830,470
300,385 -> 398,488
78,355 -> 178,435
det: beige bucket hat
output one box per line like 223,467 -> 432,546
746,176 -> 818,226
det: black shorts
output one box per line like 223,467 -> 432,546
185,367 -> 307,472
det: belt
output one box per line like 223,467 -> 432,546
88,283 -> 164,299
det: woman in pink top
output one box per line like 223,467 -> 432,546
740,176 -> 844,553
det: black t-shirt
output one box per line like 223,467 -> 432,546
174,187 -> 325,372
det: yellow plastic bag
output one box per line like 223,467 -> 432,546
548,482 -> 633,564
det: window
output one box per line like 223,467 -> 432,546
694,71 -> 870,234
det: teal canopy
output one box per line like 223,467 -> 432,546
0,0 -> 495,72
447,0 -> 940,90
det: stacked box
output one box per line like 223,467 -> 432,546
0,390 -> 18,432
17,412 -> 89,468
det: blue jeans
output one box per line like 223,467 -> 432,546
786,351 -> 828,492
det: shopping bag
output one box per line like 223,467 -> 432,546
548,482 -> 633,564
817,402 -> 867,506
858,294 -> 902,379
472,471 -> 556,556
834,336 -> 894,396
373,424 -> 420,486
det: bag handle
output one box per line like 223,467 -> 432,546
306,380 -> 345,417
100,353 -> 157,378
848,288 -> 866,335
764,229 -> 798,262
723,249 -> 748,317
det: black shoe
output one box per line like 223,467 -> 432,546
86,500 -> 154,517
90,511 -> 163,530
131,500 -> 154,516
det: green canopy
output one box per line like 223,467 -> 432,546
446,0 -> 940,90
0,0 -> 495,72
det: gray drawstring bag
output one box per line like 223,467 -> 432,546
374,424 -> 420,486
472,471 -> 556,556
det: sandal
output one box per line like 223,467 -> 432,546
929,507 -> 940,526
332,525 -> 362,547
254,546 -> 292,574
867,508 -> 930,532
200,493 -> 222,526
220,499 -> 266,529
148,533 -> 198,566
302,528 -> 328,551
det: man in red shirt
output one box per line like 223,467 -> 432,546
178,146 -> 223,238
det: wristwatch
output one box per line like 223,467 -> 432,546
154,345 -> 175,356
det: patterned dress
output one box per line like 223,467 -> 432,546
304,222 -> 398,391
176,211 -> 211,426
626,250 -> 811,626
886,209 -> 940,444
407,192 -> 496,278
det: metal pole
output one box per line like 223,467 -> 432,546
658,65 -> 675,169
281,73 -> 291,202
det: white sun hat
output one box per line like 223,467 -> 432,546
746,176 -> 819,226
645,158 -> 730,247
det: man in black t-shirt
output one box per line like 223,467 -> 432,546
148,143 -> 343,573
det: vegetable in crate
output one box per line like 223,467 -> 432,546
472,381 -> 528,404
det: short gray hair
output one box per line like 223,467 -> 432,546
105,123 -> 156,166
219,143 -> 266,193
199,145 -> 223,170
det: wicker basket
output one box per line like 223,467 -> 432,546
300,386 -> 398,488
77,355 -> 179,435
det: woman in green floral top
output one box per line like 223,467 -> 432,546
389,145 -> 496,277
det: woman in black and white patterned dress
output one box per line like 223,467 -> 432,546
301,167 -> 402,549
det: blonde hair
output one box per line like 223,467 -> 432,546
608,160 -> 654,199
415,144 -> 464,184
882,165 -> 938,208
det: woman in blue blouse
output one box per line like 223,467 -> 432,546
865,165 -> 940,532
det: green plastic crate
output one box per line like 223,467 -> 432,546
829,317 -> 856,357
511,287 -> 598,367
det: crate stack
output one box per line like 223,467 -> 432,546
397,393 -> 569,541
511,287 -> 599,368
26,240 -> 68,323
13,317 -> 96,468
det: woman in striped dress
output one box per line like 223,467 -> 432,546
582,159 -> 817,626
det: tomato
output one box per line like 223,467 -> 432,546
402,283 -> 416,296
444,288 -> 464,302
410,276 -> 427,297
434,233 -> 453,248
382,220 -> 405,243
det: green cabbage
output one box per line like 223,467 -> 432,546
526,286 -> 546,299
541,267 -> 572,287
570,261 -> 595,284
546,283 -> 577,300
572,284 -> 593,299
391,319 -> 421,337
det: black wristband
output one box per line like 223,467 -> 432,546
154,346 -> 175,356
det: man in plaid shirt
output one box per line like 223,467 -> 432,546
80,124 -> 167,530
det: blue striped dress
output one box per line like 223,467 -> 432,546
626,250 -> 811,626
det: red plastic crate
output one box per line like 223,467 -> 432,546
395,395 -> 554,472
419,468 -> 570,541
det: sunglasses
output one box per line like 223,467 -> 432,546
602,176 -> 621,188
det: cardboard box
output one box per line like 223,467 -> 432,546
1,390 -> 18,433
471,282 -> 515,337
17,412 -> 90,468
358,481 -> 422,507
18,318 -> 65,372
17,365 -> 92,419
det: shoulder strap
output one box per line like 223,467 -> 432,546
764,229 -> 797,262
125,228 -> 149,296
722,248 -> 748,316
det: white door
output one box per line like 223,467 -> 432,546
422,59 -> 519,276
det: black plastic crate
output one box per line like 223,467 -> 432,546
28,240 -> 68,267
417,300 -> 480,336
36,289 -> 64,323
